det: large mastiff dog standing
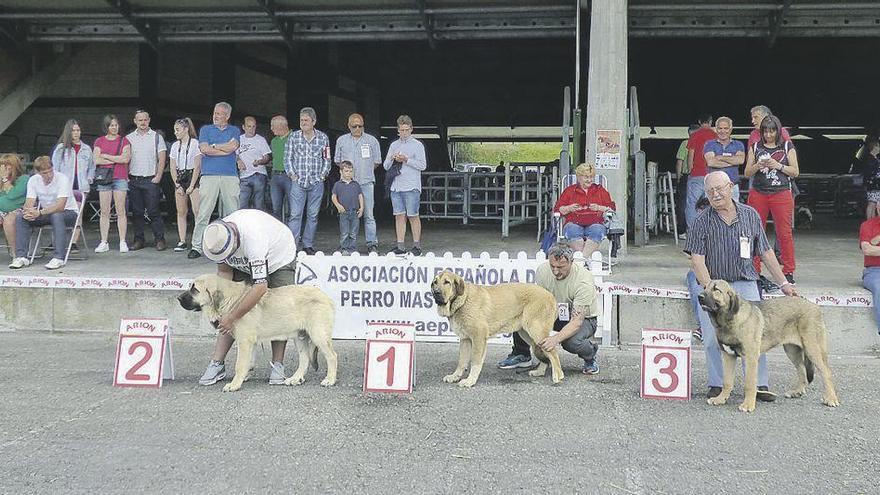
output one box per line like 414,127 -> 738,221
178,274 -> 338,392
431,271 -> 564,387
698,279 -> 840,412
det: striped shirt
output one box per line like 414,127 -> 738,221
283,129 -> 331,186
683,202 -> 770,282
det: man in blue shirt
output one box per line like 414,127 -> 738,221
283,107 -> 331,255
189,101 -> 241,259
383,115 -> 426,255
703,116 -> 745,201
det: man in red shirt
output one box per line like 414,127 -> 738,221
684,114 -> 717,232
555,163 -> 616,257
748,105 -> 792,150
859,217 -> 880,335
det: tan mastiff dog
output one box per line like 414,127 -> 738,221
699,279 -> 839,412
431,270 -> 564,387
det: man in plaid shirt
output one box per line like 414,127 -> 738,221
283,106 -> 331,254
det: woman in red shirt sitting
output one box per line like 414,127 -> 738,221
555,162 -> 616,257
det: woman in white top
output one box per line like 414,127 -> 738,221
169,117 -> 202,252
51,119 -> 95,194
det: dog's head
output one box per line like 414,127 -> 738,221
431,271 -> 465,307
698,279 -> 740,315
177,275 -> 224,314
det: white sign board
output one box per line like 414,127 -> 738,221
113,318 -> 174,388
363,321 -> 415,394
640,329 -> 691,400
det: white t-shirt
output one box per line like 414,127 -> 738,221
26,173 -> 78,211
126,129 -> 167,176
169,139 -> 201,171
236,134 -> 271,179
221,209 -> 297,283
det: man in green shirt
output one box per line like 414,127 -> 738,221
269,115 -> 291,224
498,243 -> 601,374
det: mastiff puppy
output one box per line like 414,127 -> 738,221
699,279 -> 840,412
431,270 -> 564,387
178,274 -> 338,392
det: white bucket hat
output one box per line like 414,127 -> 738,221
202,220 -> 239,262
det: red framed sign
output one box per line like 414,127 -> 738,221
113,318 -> 174,388
640,329 -> 691,401
363,321 -> 415,394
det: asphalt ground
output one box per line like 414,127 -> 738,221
1,332 -> 877,494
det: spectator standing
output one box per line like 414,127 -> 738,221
169,118 -> 201,252
9,156 -> 78,270
685,171 -> 795,401
237,116 -> 271,210
675,124 -> 700,239
859,216 -> 880,335
684,114 -> 717,232
190,102 -> 241,259
0,154 -> 28,256
744,114 -> 799,284
334,113 -> 382,252
858,135 -> 880,219
284,107 -> 330,255
747,105 -> 792,150
331,161 -> 364,254
703,116 -> 745,200
383,115 -> 427,256
126,110 -> 167,251
51,119 -> 94,195
554,162 -> 616,258
269,115 -> 291,223
92,114 -> 131,253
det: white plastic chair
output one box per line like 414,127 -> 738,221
28,190 -> 89,265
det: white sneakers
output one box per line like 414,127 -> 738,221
95,242 -> 110,253
119,241 -> 129,253
44,258 -> 65,270
8,257 -> 31,269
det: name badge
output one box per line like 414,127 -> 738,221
360,144 -> 371,159
557,302 -> 570,322
739,236 -> 750,259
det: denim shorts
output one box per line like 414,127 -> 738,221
391,189 -> 421,217
563,222 -> 607,243
96,179 -> 129,192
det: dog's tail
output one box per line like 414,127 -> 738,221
805,356 -> 815,384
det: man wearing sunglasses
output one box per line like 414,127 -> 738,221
334,113 -> 382,253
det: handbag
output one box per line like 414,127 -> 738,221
94,137 -> 122,186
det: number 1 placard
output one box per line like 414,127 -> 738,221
640,329 -> 691,400
363,321 -> 415,394
113,318 -> 174,388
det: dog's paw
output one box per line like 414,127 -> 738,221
457,377 -> 477,388
822,396 -> 840,407
737,401 -> 756,413
284,374 -> 306,386
707,396 -> 728,406
784,389 -> 805,398
551,371 -> 565,384
320,377 -> 336,387
442,373 -> 462,383
222,383 -> 241,392
528,368 -> 546,377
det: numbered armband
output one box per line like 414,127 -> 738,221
250,259 -> 269,284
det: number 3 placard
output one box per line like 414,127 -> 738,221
113,318 -> 174,388
363,321 -> 415,394
640,329 -> 691,400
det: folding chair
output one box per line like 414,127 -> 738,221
553,174 -> 623,272
28,191 -> 89,265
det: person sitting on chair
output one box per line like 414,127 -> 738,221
555,162 -> 616,258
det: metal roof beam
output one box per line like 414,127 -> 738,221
767,0 -> 793,47
414,0 -> 437,50
105,0 -> 158,50
256,0 -> 295,51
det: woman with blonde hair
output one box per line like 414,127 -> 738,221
51,119 -> 94,194
554,162 -> 616,257
92,114 -> 131,253
0,154 -> 28,255
169,117 -> 202,252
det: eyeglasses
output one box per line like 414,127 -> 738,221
706,183 -> 732,195
349,124 -> 364,129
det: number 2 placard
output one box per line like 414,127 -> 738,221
113,318 -> 174,388
640,329 -> 691,400
363,321 -> 415,394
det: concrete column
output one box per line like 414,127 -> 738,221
583,0 -> 628,254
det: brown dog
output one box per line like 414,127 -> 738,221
698,279 -> 839,412
431,271 -> 564,387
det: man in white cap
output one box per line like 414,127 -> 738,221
198,208 -> 298,386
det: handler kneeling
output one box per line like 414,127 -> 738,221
498,243 -> 601,375
197,209 -> 297,385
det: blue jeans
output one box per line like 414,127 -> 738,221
239,173 -> 267,210
685,175 -> 705,231
15,210 -> 77,260
288,180 -> 323,248
563,222 -> 607,243
686,270 -> 702,328
129,176 -> 164,242
270,172 -> 292,223
696,279 -> 770,388
361,182 -> 378,246
862,267 -> 880,334
339,210 -> 359,251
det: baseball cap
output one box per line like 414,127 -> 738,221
202,220 -> 239,262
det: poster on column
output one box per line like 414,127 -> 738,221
595,129 -> 622,170
294,252 -> 542,342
